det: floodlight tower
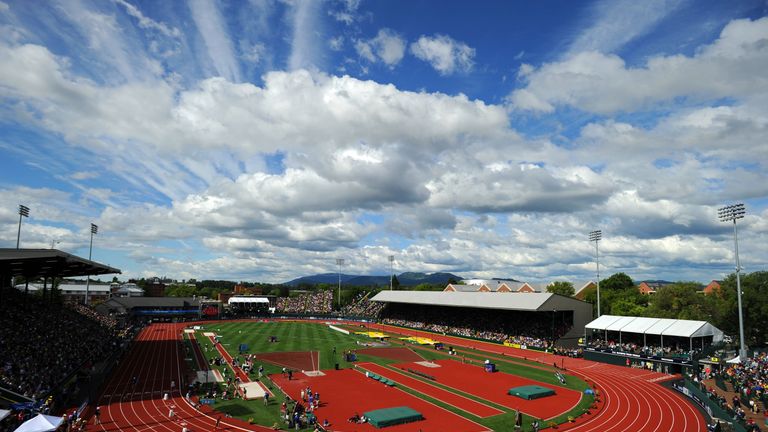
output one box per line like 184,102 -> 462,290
336,258 -> 344,309
16,205 -> 30,249
85,223 -> 98,305
718,203 -> 747,360
589,230 -> 602,317
388,255 -> 395,290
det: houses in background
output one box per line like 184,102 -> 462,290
446,278 -> 723,298
445,279 -> 596,296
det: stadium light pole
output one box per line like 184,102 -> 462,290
85,223 -> 98,305
589,230 -> 602,317
388,255 -> 395,290
16,205 -> 30,249
336,258 -> 344,309
718,203 -> 747,361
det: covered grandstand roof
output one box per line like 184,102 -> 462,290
370,291 -> 588,312
101,297 -> 200,308
0,248 -> 121,278
585,314 -> 724,341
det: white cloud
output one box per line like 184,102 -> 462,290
566,0 -> 687,55
427,162 -> 613,213
0,1 -> 9,12
354,39 -> 375,62
114,0 -> 181,38
71,171 -> 99,180
240,41 -> 266,64
189,0 -> 242,82
509,17 -> 768,114
329,36 -> 344,51
329,0 -> 360,25
287,0 -> 324,71
52,0 -> 163,83
355,29 -> 405,68
2,11 -> 768,283
410,34 -> 475,75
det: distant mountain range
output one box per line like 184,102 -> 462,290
284,272 -> 462,287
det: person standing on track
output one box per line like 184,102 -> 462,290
94,406 -> 101,425
214,415 -> 221,430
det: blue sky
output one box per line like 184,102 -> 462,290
1,0 -> 767,284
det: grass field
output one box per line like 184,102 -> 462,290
185,320 -> 595,431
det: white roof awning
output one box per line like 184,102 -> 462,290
644,318 -> 678,335
618,316 -> 660,334
606,316 -> 637,331
585,315 -> 724,340
228,297 -> 269,304
584,314 -> 623,330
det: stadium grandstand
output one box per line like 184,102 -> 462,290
96,296 -> 203,324
371,291 -> 592,347
0,248 -> 124,430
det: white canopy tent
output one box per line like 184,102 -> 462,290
585,314 -> 724,351
228,297 -> 269,305
13,413 -> 63,432
0,409 -> 10,422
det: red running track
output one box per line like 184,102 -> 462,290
87,323 -> 274,432
85,321 -> 707,432
358,362 -> 505,418
270,368 -> 492,432
368,323 -> 707,432
392,359 -> 581,420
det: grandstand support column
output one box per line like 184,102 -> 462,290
589,230 -> 602,317
718,203 -> 747,360
85,223 -> 98,305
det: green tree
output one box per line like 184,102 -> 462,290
715,271 -> 768,347
583,273 -> 646,316
601,272 -> 635,291
610,297 -> 647,316
413,283 -> 442,291
392,275 -> 401,290
547,281 -> 575,297
645,282 -> 711,320
165,284 -> 197,297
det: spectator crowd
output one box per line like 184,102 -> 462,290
0,289 -> 122,410
340,292 -> 385,318
696,353 -> 768,432
275,290 -> 333,315
721,352 -> 768,402
381,304 -> 571,348
588,338 -> 699,360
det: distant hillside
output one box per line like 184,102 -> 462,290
284,272 -> 461,287
285,273 -> 358,287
